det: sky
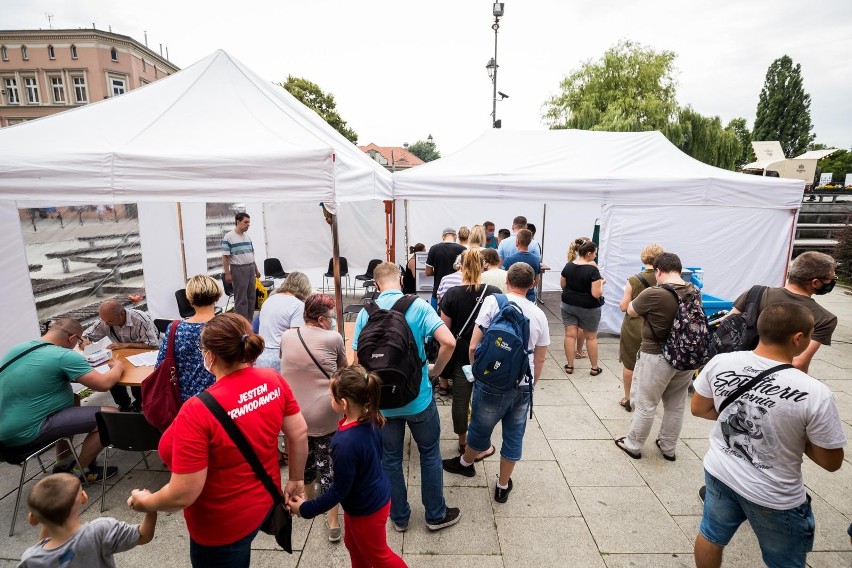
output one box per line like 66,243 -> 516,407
5,0 -> 851,156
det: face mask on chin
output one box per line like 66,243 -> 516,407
814,278 -> 837,295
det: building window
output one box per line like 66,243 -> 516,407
70,45 -> 77,59
3,77 -> 20,104
71,75 -> 87,103
21,46 -> 28,60
23,76 -> 39,104
48,45 -> 55,59
1,46 -> 7,61
49,76 -> 65,103
110,47 -> 118,62
110,76 -> 127,96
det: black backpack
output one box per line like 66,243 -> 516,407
357,295 -> 424,409
657,284 -> 710,371
707,285 -> 766,359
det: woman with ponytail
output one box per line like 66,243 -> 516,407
129,313 -> 309,568
289,365 -> 407,568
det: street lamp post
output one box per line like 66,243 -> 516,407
487,3 -> 505,128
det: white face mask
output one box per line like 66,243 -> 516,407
202,352 -> 212,373
329,317 -> 337,331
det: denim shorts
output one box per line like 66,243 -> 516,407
700,470 -> 814,568
560,302 -> 601,332
466,383 -> 530,462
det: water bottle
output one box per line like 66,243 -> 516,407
462,364 -> 474,382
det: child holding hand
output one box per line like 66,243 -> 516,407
288,365 -> 406,568
19,473 -> 156,567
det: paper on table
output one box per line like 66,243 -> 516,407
126,351 -> 158,367
94,364 -> 111,374
84,337 -> 111,355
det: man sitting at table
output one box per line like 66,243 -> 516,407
0,319 -> 125,482
83,300 -> 159,412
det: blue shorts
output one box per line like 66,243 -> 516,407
466,383 -> 530,462
699,470 -> 814,568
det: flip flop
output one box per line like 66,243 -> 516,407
619,397 -> 632,412
563,364 -> 574,375
656,439 -> 676,462
614,437 -> 641,459
590,367 -> 603,376
474,446 -> 496,462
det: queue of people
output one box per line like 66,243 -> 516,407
2,210 -> 848,568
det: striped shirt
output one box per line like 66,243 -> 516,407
222,230 -> 255,265
83,308 -> 159,348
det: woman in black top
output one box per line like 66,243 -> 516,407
440,249 -> 500,457
402,243 -> 425,294
560,239 -> 605,376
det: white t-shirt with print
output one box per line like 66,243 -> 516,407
694,351 -> 846,509
474,292 -> 550,386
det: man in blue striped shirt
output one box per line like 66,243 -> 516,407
222,212 -> 261,322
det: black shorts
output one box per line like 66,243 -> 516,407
2,406 -> 101,464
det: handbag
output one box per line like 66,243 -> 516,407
296,328 -> 330,379
718,363 -> 793,414
197,390 -> 293,553
141,320 -> 182,431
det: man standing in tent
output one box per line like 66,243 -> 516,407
222,212 -> 261,322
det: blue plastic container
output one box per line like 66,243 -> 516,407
701,293 -> 733,317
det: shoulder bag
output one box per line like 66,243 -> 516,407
296,328 -> 330,379
718,363 -> 793,414
0,343 -> 50,375
455,284 -> 490,340
141,320 -> 182,431
197,390 -> 293,552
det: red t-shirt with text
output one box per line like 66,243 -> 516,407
159,367 -> 300,546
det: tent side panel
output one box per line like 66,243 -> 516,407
138,202 -> 187,320
0,202 -> 40,355
598,205 -> 796,334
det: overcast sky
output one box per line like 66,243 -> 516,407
6,0 -> 851,155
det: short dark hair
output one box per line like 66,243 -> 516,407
481,248 -> 500,266
28,474 -> 80,526
235,212 -> 250,223
757,303 -> 814,345
498,228 -> 511,239
483,221 -> 495,230
653,252 -> 682,274
516,229 -> 532,247
788,251 -> 836,286
527,223 -> 537,237
507,262 -> 534,289
512,216 -> 528,229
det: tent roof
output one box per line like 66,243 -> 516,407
394,130 -> 804,208
0,50 -> 391,210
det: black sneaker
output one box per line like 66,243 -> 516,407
118,404 -> 133,413
442,456 -> 475,477
494,478 -> 513,503
81,465 -> 119,483
52,463 -> 75,475
426,507 -> 461,531
698,485 -> 706,502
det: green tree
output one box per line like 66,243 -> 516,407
407,139 -> 441,162
279,75 -> 358,143
726,117 -> 753,167
752,56 -> 815,156
543,40 -> 680,136
814,149 -> 852,184
675,107 -> 742,170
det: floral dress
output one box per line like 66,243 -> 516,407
155,321 -> 215,401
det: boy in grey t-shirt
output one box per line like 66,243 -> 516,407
19,473 -> 156,568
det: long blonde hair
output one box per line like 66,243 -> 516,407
461,249 -> 483,290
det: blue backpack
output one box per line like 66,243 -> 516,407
472,295 -> 533,394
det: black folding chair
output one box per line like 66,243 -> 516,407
322,257 -> 351,295
355,259 -> 382,290
175,289 -> 195,318
95,412 -> 163,511
263,258 -> 288,279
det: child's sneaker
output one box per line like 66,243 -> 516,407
80,465 -> 119,483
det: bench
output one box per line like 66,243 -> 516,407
31,271 -> 112,296
47,242 -> 140,273
76,232 -> 139,248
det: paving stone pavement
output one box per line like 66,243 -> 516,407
0,291 -> 850,567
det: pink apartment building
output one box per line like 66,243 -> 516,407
0,28 -> 179,127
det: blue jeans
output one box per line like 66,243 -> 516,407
189,527 -> 260,568
382,399 -> 446,526
700,470 -> 814,568
466,383 -> 530,461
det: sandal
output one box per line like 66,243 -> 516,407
563,364 -> 574,375
589,367 -> 603,376
576,350 -> 588,359
614,437 -> 641,459
656,439 -> 676,462
619,397 -> 632,412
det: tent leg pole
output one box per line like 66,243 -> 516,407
403,200 -> 409,267
176,203 -> 188,283
331,213 -> 345,339
540,203 -> 547,258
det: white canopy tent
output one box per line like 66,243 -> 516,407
393,129 -> 804,333
0,50 -> 392,355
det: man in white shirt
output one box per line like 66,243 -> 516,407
442,263 -> 550,503
691,303 -> 846,568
